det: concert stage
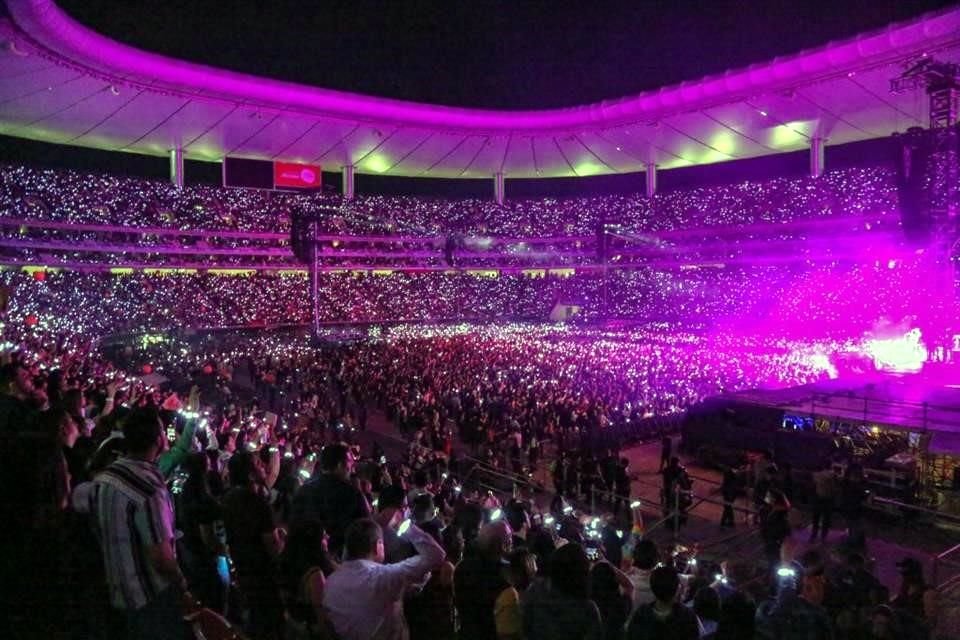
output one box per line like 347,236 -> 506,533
684,370 -> 960,514
724,373 -> 960,456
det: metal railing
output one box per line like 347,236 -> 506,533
870,495 -> 960,525
461,454 -> 760,541
933,542 -> 960,593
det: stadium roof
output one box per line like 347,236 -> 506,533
1,0 -> 959,179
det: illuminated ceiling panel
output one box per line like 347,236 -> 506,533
0,0 -> 958,178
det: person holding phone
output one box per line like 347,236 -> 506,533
755,551 -> 832,640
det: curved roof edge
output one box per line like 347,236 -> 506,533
7,0 -> 960,134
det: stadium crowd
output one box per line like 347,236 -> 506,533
1,315 -> 943,640
1,164 -> 897,237
0,160 -> 948,640
3,251 -> 946,339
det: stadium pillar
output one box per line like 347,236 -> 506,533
169,147 -> 184,189
308,219 -> 321,339
342,164 -> 356,200
645,163 -> 657,198
810,136 -> 825,178
494,172 -> 506,206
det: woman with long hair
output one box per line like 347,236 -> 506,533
407,524 -> 461,640
177,452 -> 226,613
278,519 -> 338,639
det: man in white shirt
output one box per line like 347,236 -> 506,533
323,517 -> 445,640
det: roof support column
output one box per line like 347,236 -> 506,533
342,164 -> 355,200
494,172 -> 505,206
169,147 -> 184,189
810,136 -> 825,178
645,163 -> 657,198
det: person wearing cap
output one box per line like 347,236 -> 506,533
891,557 -> 937,635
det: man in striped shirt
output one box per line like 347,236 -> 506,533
91,406 -> 193,639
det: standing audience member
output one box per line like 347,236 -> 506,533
0,361 -> 45,435
222,450 -> 285,640
90,407 -> 194,640
890,557 -> 937,640
810,463 -> 837,543
1,361 -> 46,637
290,443 -> 371,556
841,464 -> 868,549
176,452 -> 226,613
626,565 -> 700,640
411,491 -> 444,543
659,436 -> 672,472
692,586 -> 721,639
13,407 -> 79,636
760,489 -> 791,581
720,467 -> 738,529
405,523 -> 460,640
715,589 -> 756,640
661,457 -> 683,507
278,519 -> 338,639
505,501 -> 532,551
494,548 -> 538,640
864,604 -> 901,640
455,520 -> 513,639
613,458 -> 631,517
625,540 -> 660,612
323,517 -> 445,640
522,543 -> 602,640
376,483 -> 415,564
752,452 -> 775,523
590,560 -> 633,640
755,550 -> 833,640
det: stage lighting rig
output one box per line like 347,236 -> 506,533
890,56 -> 959,129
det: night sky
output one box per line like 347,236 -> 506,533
57,0 -> 958,110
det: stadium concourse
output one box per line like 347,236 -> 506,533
3,1 -> 960,640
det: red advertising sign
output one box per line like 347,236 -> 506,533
273,162 -> 322,189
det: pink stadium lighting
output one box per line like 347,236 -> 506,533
863,329 -> 928,374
